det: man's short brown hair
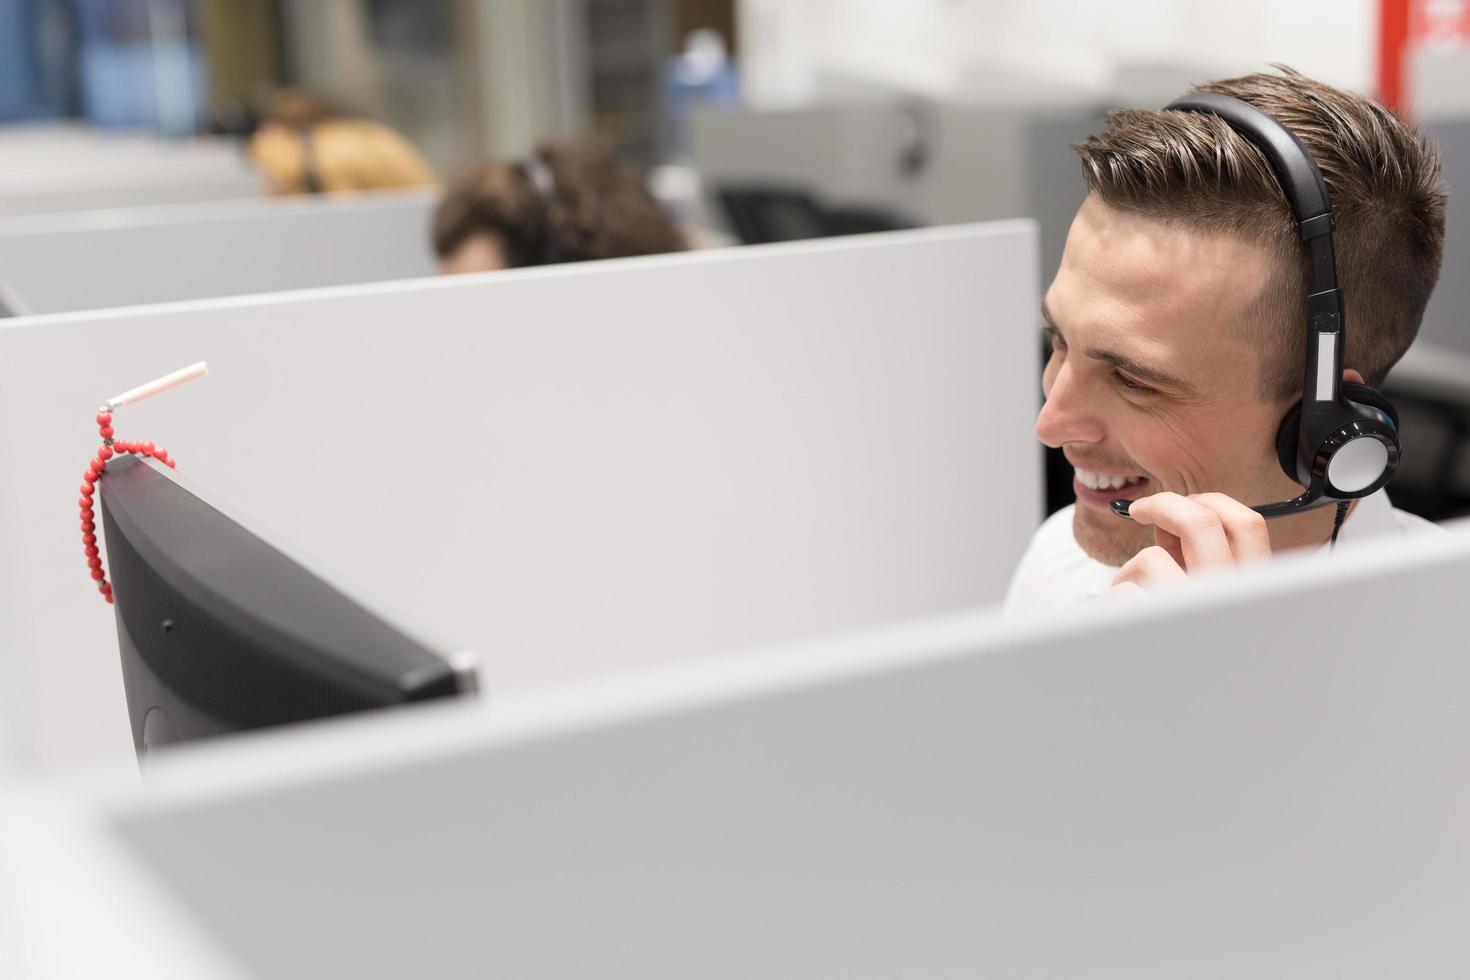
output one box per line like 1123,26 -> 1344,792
1073,66 -> 1447,401
432,138 -> 687,267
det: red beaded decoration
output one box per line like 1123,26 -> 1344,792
82,408 -> 176,604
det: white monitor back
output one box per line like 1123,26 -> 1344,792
0,223 -> 1041,773
0,192 -> 437,314
103,521 -> 1470,979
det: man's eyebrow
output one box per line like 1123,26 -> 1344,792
1039,298 -> 1195,395
1093,348 -> 1195,394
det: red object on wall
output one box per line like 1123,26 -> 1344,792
1385,0 -> 1470,115
1380,0 -> 1412,112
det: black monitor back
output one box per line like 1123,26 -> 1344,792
99,455 -> 473,758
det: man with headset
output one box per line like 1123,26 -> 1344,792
1005,67 -> 1447,616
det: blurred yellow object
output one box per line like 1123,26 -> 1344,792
249,118 -> 438,196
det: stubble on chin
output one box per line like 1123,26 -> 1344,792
1072,504 -> 1154,568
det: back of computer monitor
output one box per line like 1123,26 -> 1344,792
98,456 -> 475,758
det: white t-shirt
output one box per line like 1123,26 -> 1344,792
1002,490 -> 1440,619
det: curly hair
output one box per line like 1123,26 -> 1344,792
1073,66 -> 1447,400
431,138 -> 687,267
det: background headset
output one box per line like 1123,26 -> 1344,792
517,151 -> 563,265
298,125 -> 324,195
1112,91 -> 1401,523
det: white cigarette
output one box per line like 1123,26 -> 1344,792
106,361 -> 209,410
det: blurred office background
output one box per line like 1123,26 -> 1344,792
4,1 -> 1468,210
8,1 -> 1467,168
2,0 -> 1470,518
3,0 -> 1466,275
0,0 -> 742,165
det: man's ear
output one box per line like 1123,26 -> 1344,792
1342,368 -> 1366,386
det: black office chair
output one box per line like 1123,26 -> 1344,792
1375,382 -> 1470,522
716,185 -> 915,245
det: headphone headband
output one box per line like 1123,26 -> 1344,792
298,126 -> 324,195
1166,93 -> 1332,228
1166,93 -> 1340,296
1168,91 -> 1345,409
518,152 -> 557,211
516,151 -> 561,265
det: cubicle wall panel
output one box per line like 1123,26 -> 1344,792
1420,118 -> 1470,356
0,222 -> 1040,772
0,192 -> 437,314
110,526 -> 1470,978
0,147 -> 262,218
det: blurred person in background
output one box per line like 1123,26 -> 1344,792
248,88 -> 437,196
432,138 -> 687,275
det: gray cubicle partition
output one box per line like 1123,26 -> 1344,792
0,171 -> 261,218
90,519 -> 1470,979
0,222 -> 1041,774
1420,117 -> 1470,356
0,138 -> 260,217
0,126 -> 232,172
0,788 -> 243,980
0,192 -> 437,314
0,278 -> 30,317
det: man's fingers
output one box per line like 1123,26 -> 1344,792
1187,492 -> 1272,564
1153,528 -> 1185,569
1124,492 -> 1234,572
1112,545 -> 1188,591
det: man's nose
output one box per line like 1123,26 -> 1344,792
1036,361 -> 1104,449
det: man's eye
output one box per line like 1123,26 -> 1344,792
1114,371 -> 1154,394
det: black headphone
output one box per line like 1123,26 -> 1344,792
298,126 -> 324,195
1112,91 -> 1401,522
517,151 -> 563,265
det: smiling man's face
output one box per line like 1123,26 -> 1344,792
1038,195 -> 1310,566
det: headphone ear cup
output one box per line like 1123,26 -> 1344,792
1277,384 -> 1400,491
1341,381 -> 1400,430
1276,399 -> 1304,482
